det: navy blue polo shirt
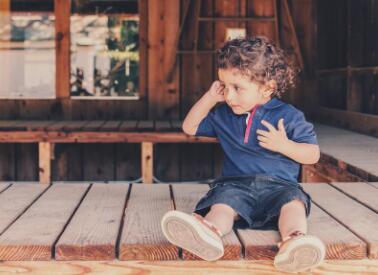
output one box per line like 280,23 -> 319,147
195,97 -> 318,183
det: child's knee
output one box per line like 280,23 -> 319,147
211,203 -> 238,218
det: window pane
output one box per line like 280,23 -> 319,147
70,0 -> 139,99
0,1 -> 55,99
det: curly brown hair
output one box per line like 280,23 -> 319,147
216,36 -> 297,98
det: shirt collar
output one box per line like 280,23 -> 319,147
260,97 -> 285,110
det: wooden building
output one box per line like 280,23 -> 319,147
0,0 -> 378,273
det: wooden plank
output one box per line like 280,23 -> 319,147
16,144 -> 38,181
119,184 -> 178,260
238,202 -> 366,260
39,142 -> 52,184
2,259 -> 378,274
170,120 -> 182,131
99,121 -> 122,131
314,123 -> 378,180
0,183 -> 10,193
137,120 -> 155,131
142,142 -> 153,184
369,182 -> 378,189
26,121 -> 58,131
310,107 -> 378,138
83,144 -> 115,181
62,121 -> 90,131
0,184 -> 49,235
303,183 -> 378,258
155,121 -> 172,132
118,120 -> 138,131
45,120 -> 69,131
55,0 -> 71,98
55,184 -> 129,260
115,143 -> 141,181
330,182 -> 378,212
0,184 -> 90,260
0,144 -> 16,180
246,0 -> 276,42
281,0 -> 304,69
0,132 -> 218,143
138,0 -> 148,102
172,184 -> 242,260
148,0 -> 180,119
81,120 -> 107,131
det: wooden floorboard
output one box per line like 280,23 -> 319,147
330,182 -> 378,212
314,123 -> 378,179
0,182 -> 375,264
303,183 -> 378,259
0,184 -> 49,235
0,184 -> 89,260
0,259 -> 378,274
55,184 -> 129,260
0,183 -> 10,193
118,184 -> 178,260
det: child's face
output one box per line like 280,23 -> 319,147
218,68 -> 272,114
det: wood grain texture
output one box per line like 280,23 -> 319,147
119,184 -> 178,260
303,183 -> 378,259
55,184 -> 129,260
0,184 -> 89,260
0,184 -> 49,235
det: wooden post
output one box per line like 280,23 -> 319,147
39,142 -> 52,184
142,142 -> 153,183
55,0 -> 71,98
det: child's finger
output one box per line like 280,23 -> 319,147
258,141 -> 269,149
257,135 -> 269,143
261,120 -> 276,132
278,118 -> 285,132
256,129 -> 270,137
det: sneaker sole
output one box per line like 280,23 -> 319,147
161,211 -> 224,261
274,235 -> 326,273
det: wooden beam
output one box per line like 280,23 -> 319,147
55,0 -> 71,99
198,16 -> 276,22
141,142 -> 153,183
165,0 -> 191,83
38,142 -> 52,184
309,107 -> 378,138
281,0 -> 304,70
0,131 -> 218,143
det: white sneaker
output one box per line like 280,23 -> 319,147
274,232 -> 326,273
161,210 -> 224,261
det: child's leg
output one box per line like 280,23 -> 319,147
278,199 -> 307,239
204,203 -> 239,236
274,199 -> 326,273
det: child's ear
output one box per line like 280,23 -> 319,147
263,80 -> 277,97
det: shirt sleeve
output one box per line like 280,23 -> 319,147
286,111 -> 318,145
194,105 -> 221,138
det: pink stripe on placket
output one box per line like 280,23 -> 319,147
243,105 -> 260,144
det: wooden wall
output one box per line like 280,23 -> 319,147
5,0 -> 368,181
309,0 -> 378,136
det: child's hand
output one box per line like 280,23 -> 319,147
206,81 -> 226,103
256,119 -> 290,153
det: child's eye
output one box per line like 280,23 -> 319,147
234,85 -> 241,92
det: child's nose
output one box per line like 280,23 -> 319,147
225,89 -> 236,102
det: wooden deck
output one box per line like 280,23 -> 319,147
0,182 -> 378,273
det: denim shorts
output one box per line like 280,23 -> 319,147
194,174 -> 312,231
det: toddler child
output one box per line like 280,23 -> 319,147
161,36 -> 325,273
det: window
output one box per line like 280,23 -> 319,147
70,0 -> 140,100
0,0 -> 55,99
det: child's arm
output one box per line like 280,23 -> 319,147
182,81 -> 225,135
257,119 -> 320,164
